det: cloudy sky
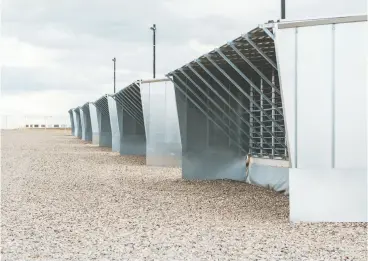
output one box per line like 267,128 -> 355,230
1,0 -> 366,127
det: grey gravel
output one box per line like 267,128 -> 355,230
1,130 -> 367,261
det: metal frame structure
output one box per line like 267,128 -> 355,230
73,108 -> 82,139
68,109 -> 75,136
167,24 -> 288,180
89,102 -> 99,145
167,26 -> 287,159
80,103 -> 92,142
93,95 -> 112,147
107,94 -> 123,152
110,82 -> 146,155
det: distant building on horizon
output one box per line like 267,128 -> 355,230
24,124 -> 68,129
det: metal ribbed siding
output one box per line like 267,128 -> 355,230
94,95 -> 112,147
167,25 -> 287,180
112,82 -> 146,155
73,108 -> 82,138
68,109 -> 75,136
80,103 -> 92,142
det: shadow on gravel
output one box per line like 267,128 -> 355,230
115,176 -> 289,221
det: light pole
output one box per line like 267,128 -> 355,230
281,0 -> 285,19
150,24 -> 156,78
112,57 -> 116,93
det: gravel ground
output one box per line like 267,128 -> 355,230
1,130 -> 367,261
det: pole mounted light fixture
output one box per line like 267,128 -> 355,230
112,57 -> 116,93
150,24 -> 156,78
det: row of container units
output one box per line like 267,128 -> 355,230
69,79 -> 182,167
69,15 -> 367,222
25,124 -> 67,128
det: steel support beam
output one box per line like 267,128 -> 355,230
185,63 -> 283,147
214,49 -> 283,115
242,34 -> 277,70
122,92 -> 144,117
132,83 -> 142,96
173,71 -> 284,154
191,61 -> 286,148
114,95 -> 144,126
95,103 -> 109,116
262,27 -> 275,40
172,72 -> 252,151
250,87 -> 254,154
175,71 -> 253,142
114,95 -> 143,122
94,97 -> 110,116
174,76 -> 250,150
125,86 -> 142,104
124,88 -> 144,112
199,57 -> 284,133
166,76 -> 247,154
228,43 -> 280,95
114,97 -> 144,127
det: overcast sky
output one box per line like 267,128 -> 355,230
1,0 -> 366,126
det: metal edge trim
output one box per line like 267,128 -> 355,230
277,14 -> 367,29
140,78 -> 171,84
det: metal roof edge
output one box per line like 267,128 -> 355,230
81,102 -> 90,108
94,94 -> 108,103
140,78 -> 171,84
277,14 -> 367,29
114,80 -> 141,95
